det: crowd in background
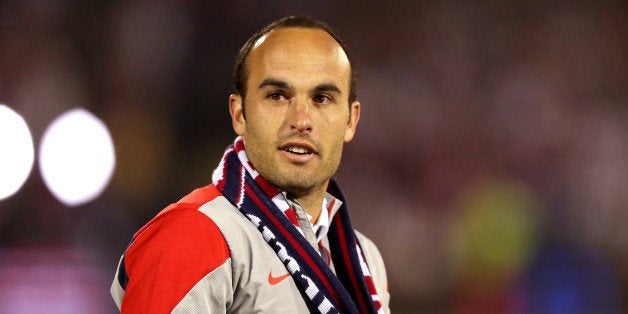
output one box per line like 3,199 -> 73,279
0,1 -> 625,312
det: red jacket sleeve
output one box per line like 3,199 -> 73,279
120,185 -> 230,313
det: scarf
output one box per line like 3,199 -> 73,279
212,137 -> 382,314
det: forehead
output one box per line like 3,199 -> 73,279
246,27 -> 351,89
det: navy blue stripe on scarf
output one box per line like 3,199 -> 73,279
214,144 -> 380,314
327,179 -> 379,314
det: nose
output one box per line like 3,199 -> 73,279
289,99 -> 312,133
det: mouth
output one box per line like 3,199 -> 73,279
283,145 -> 312,155
278,141 -> 318,157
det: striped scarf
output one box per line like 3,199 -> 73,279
212,137 -> 382,314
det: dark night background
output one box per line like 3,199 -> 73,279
0,1 -> 626,312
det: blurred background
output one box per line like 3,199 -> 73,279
0,1 -> 626,313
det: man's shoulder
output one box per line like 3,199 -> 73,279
128,183 -> 258,256
123,184 -> 239,268
128,184 -> 231,253
153,184 -> 223,219
132,184 -> 227,238
122,185 -> 235,288
115,185 -> 235,313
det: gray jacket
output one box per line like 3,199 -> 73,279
111,185 -> 390,313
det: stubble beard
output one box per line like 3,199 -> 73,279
244,134 -> 344,197
261,162 -> 331,197
254,150 -> 342,198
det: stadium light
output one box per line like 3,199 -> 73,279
39,108 -> 115,206
0,104 -> 35,200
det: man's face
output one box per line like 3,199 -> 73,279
229,27 -> 360,197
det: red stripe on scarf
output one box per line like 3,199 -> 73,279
333,217 -> 369,314
254,175 -> 281,198
235,139 -> 245,152
244,184 -> 342,307
365,276 -> 379,306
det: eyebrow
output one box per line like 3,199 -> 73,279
258,78 -> 343,95
258,78 -> 291,90
312,83 -> 342,95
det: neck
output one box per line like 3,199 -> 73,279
290,184 -> 328,224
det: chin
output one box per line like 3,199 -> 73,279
283,186 -> 315,198
275,177 -> 318,196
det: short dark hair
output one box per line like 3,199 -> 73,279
232,15 -> 356,105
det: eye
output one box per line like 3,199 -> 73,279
313,94 -> 332,105
267,91 -> 287,102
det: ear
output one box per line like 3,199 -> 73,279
344,101 -> 360,142
229,94 -> 246,136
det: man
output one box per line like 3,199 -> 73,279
111,15 -> 390,313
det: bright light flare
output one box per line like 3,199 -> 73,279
39,108 -> 115,206
0,104 -> 35,200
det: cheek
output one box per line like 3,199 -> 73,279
325,125 -> 347,158
243,117 -> 279,156
329,116 -> 351,137
250,107 -> 284,131
246,111 -> 272,134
